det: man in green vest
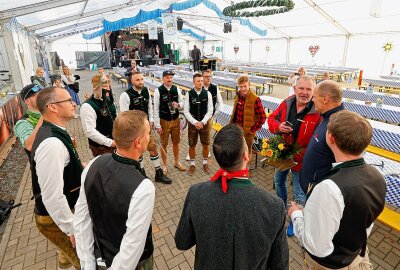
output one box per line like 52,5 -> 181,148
119,71 -> 172,184
154,70 -> 186,173
31,87 -> 82,269
80,74 -> 117,157
184,73 -> 213,175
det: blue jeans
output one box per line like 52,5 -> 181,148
273,169 -> 306,206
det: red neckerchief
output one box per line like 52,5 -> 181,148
210,168 -> 250,193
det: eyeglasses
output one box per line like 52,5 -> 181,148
24,85 -> 43,100
47,98 -> 74,106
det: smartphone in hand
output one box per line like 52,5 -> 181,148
285,121 -> 293,127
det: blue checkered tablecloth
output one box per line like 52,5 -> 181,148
364,78 -> 400,89
380,75 -> 400,81
343,101 -> 400,124
214,104 -> 272,139
364,152 -> 400,207
342,89 -> 400,107
260,96 -> 400,153
385,175 -> 400,207
213,71 -> 273,85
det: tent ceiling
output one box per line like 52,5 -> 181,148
1,0 -> 399,41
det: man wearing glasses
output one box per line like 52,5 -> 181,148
300,80 -> 344,194
80,75 -> 117,157
14,84 -> 44,157
31,87 -> 82,269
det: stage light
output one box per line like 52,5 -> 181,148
177,17 -> 183,31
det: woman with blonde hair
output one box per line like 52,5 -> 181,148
288,66 -> 307,96
31,67 -> 49,87
61,65 -> 81,105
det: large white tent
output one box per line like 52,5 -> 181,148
1,0 -> 400,89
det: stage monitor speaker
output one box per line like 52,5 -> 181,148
177,17 -> 183,30
223,22 -> 232,33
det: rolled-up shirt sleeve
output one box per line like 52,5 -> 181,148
110,179 -> 155,270
74,158 -> 99,270
80,103 -> 113,147
119,92 -> 130,112
153,88 -> 161,128
34,137 -> 74,235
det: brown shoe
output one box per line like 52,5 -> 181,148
203,164 -> 210,174
174,163 -> 186,171
188,165 -> 196,175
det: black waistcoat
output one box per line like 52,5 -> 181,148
205,83 -> 218,114
84,152 -> 154,267
125,87 -> 150,115
158,84 -> 179,121
84,95 -> 117,147
30,121 -> 83,215
189,88 -> 208,121
309,159 -> 386,268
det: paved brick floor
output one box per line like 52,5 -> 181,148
0,70 -> 399,269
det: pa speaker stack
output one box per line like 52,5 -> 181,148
223,22 -> 232,33
177,17 -> 184,30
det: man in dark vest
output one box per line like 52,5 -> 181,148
154,70 -> 186,173
175,124 -> 289,269
230,75 -> 266,163
191,45 -> 201,72
184,73 -> 213,175
119,71 -> 172,184
288,110 -> 386,269
31,87 -> 82,269
80,74 -> 116,157
14,84 -> 44,158
203,69 -> 223,116
74,110 -> 155,269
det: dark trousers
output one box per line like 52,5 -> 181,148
193,60 -> 200,71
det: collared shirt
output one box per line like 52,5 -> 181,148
119,89 -> 154,123
80,103 -> 114,147
233,94 -> 267,133
183,89 -> 213,125
34,125 -> 74,235
74,157 -> 155,270
203,84 -> 223,115
291,162 -> 373,258
153,84 -> 184,129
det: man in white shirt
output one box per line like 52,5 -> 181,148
184,73 -> 213,175
74,110 -> 155,270
31,87 -> 82,269
80,75 -> 116,157
154,70 -> 186,173
119,71 -> 172,184
186,69 -> 223,161
288,110 -> 386,269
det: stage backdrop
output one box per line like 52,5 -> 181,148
75,51 -> 111,69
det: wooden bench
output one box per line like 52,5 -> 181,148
120,78 -> 128,88
366,145 -> 400,162
377,207 -> 400,232
218,85 -> 237,100
212,121 -> 223,138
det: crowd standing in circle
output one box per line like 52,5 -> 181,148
13,65 -> 386,270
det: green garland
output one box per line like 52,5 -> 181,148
223,0 -> 295,17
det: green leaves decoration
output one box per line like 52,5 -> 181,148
223,0 -> 295,17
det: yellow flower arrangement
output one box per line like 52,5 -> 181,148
259,134 -> 301,162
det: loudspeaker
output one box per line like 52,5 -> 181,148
223,22 -> 232,33
177,17 -> 183,30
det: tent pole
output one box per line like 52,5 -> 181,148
249,39 -> 252,63
286,38 -> 291,65
342,34 -> 350,67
